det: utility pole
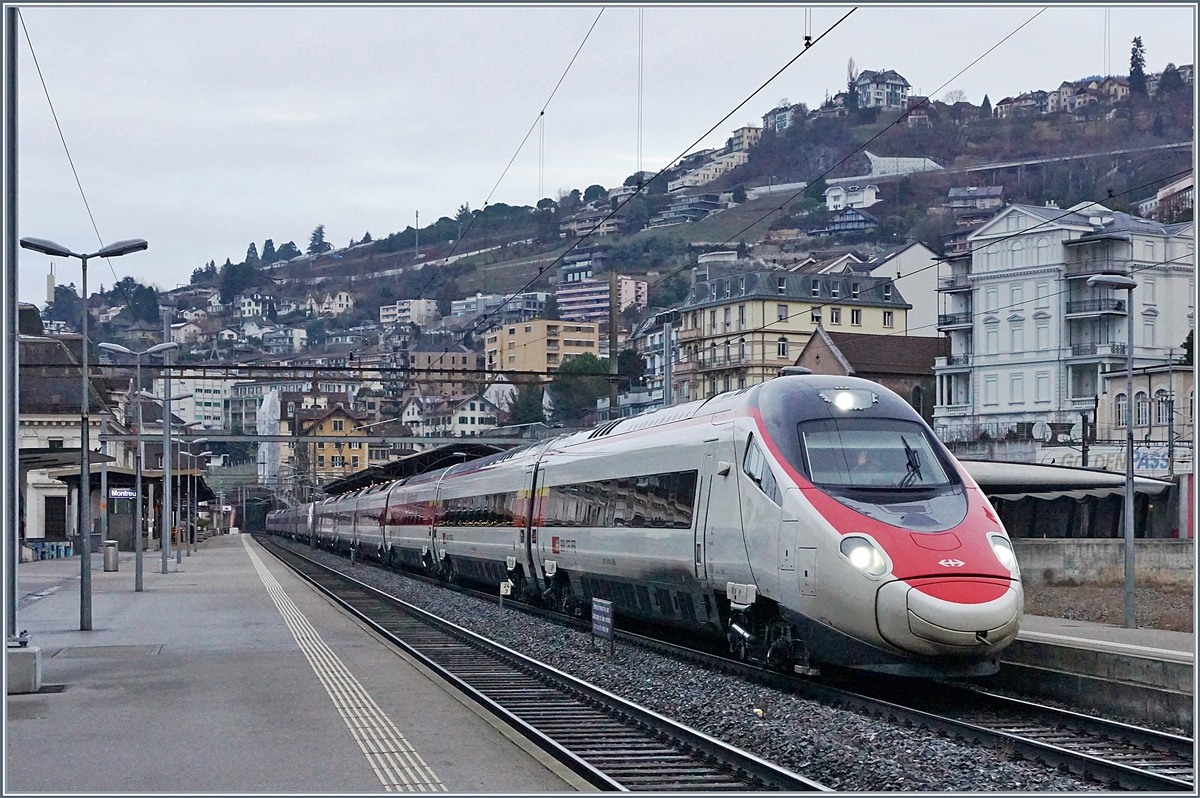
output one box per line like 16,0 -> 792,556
608,270 -> 618,421
99,412 -> 108,546
1081,411 -> 1089,467
161,309 -> 172,574
414,210 -> 419,263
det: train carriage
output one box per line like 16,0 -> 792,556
268,373 -> 1023,678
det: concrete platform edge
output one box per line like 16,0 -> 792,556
272,542 -> 599,793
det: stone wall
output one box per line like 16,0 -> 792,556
1012,538 -> 1194,589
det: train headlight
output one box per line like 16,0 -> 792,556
989,535 -> 1019,574
839,536 -> 888,577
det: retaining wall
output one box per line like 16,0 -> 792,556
1012,538 -> 1194,589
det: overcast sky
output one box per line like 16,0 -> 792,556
14,4 -> 1196,304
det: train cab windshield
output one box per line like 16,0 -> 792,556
795,417 -> 968,532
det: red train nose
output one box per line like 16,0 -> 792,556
876,577 -> 1022,656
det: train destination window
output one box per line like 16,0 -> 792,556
543,471 -> 698,529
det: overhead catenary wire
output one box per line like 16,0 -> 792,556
17,9 -> 154,338
409,8 -> 606,305
423,8 -> 858,375
645,6 -> 1050,297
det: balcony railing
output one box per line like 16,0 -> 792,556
947,354 -> 971,366
1065,298 -> 1126,315
1064,259 -> 1132,277
938,312 -> 972,328
938,274 -> 971,291
1071,342 -> 1127,357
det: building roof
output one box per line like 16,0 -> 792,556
947,186 -> 1004,199
813,327 -> 947,376
19,335 -> 114,415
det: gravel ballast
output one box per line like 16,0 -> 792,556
274,541 -> 1101,791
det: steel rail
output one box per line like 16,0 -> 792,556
267,532 -> 1193,791
257,536 -> 827,792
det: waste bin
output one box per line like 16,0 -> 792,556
103,540 -> 119,572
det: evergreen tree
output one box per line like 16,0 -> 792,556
261,239 -> 278,265
1157,63 -> 1184,97
308,224 -> 332,254
508,382 -> 545,424
276,241 -> 301,261
845,57 -> 859,110
542,294 -> 561,320
1128,36 -> 1147,95
1183,330 -> 1193,365
360,231 -> 372,244
548,353 -> 609,423
980,95 -> 992,118
583,184 -> 608,203
245,242 -> 260,267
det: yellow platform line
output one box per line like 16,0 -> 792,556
243,537 -> 446,792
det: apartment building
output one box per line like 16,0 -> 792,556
400,394 -> 499,439
153,370 -> 235,431
450,291 -> 548,324
379,298 -> 440,327
297,403 -> 370,483
673,270 -> 911,401
485,319 -> 599,374
933,203 -> 1194,440
555,275 -> 647,324
854,69 -> 911,111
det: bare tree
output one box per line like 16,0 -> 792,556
942,89 -> 968,104
846,57 -> 858,86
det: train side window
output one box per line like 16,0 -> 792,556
743,435 -> 782,505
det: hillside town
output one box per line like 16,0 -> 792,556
21,59 -> 1195,539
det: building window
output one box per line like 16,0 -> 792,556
1010,374 -> 1024,404
1155,389 -> 1172,424
851,282 -> 860,298
709,310 -> 716,334
811,280 -> 820,298
739,277 -> 746,296
1135,391 -> 1151,426
317,455 -> 326,467
1143,319 -> 1155,347
724,340 -> 731,362
1035,372 -> 1050,402
1010,284 -> 1023,307
738,305 -> 746,330
883,310 -> 894,328
831,283 -> 840,298
777,304 -> 788,322
985,287 -> 998,312
1115,393 -> 1129,426
1010,324 -> 1024,352
883,285 -> 892,302
1144,277 -> 1156,305
851,308 -> 862,326
811,309 -> 822,324
984,375 -> 998,405
724,307 -> 732,331
331,455 -> 344,467
738,338 -> 746,360
351,456 -> 360,468
830,307 -> 841,324
1036,323 -> 1049,350
777,338 -> 789,358
986,327 -> 999,354
778,277 -> 787,295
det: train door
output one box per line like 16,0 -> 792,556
740,432 -> 783,601
700,424 -> 748,589
694,451 -> 716,580
521,462 -> 545,594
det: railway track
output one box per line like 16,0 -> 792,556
266,534 -> 1194,791
258,537 -> 826,792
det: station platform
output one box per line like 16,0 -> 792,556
5,534 -> 586,793
984,613 -> 1194,729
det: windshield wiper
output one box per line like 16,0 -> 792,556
897,436 -> 922,488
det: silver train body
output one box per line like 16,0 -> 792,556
268,375 -> 1023,677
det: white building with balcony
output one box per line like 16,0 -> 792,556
933,202 -> 1194,442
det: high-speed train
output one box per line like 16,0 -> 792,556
268,374 -> 1023,677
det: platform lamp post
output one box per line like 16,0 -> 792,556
138,390 -> 192,572
19,236 -> 148,631
98,341 -> 178,592
1088,272 -> 1138,628
174,421 -> 202,565
182,440 -> 209,555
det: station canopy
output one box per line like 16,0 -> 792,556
961,460 -> 1174,502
